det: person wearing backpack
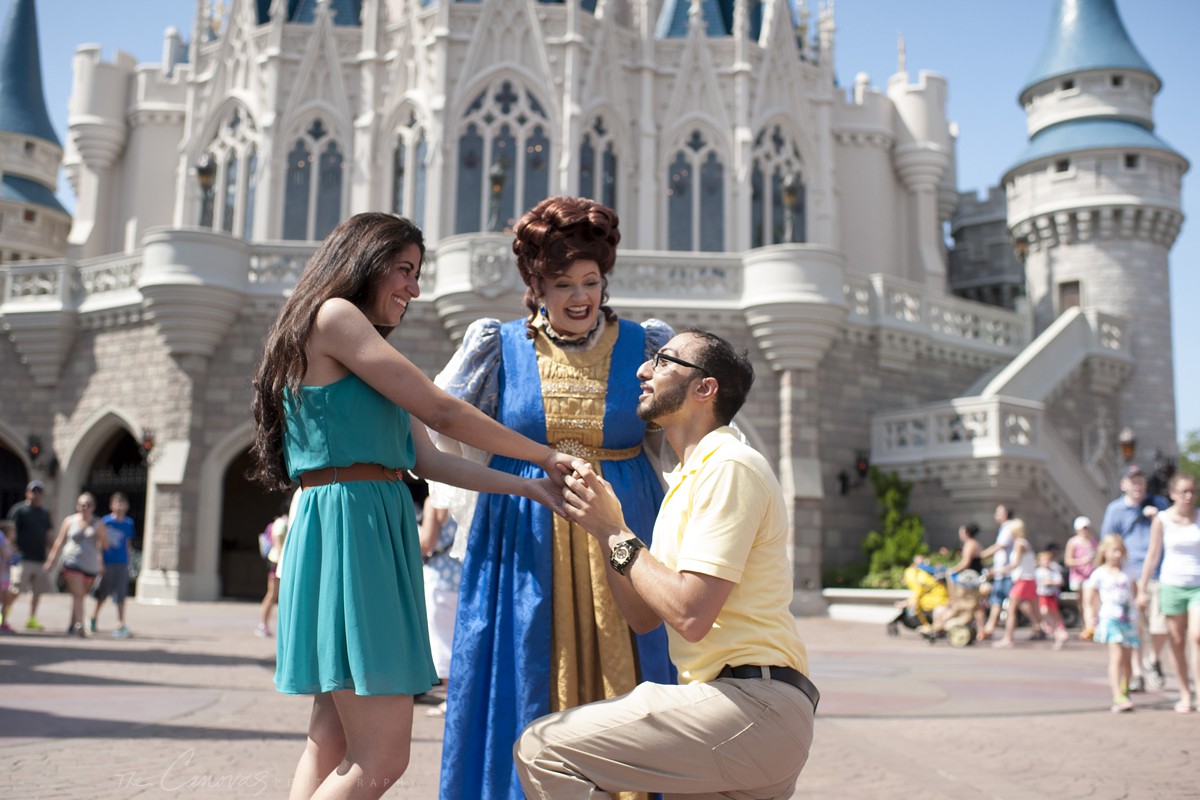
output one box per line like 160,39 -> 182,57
258,493 -> 296,637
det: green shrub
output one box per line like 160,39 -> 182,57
860,467 -> 928,587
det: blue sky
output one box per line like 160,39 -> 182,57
18,0 -> 1199,439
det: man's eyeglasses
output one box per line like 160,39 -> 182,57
651,351 -> 708,375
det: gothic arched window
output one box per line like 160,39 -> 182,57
200,106 -> 258,239
751,124 -> 805,247
392,111 -> 428,229
282,118 -> 345,241
666,129 -> 725,251
455,80 -> 553,233
579,116 -> 618,209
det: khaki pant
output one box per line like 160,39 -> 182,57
515,675 -> 815,799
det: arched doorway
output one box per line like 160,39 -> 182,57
220,448 -> 288,599
82,431 -> 148,560
0,444 -> 30,517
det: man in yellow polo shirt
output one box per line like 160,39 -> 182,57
515,329 -> 816,799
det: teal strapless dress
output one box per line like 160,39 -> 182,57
274,373 -> 438,696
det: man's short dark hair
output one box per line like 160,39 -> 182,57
682,328 -> 754,425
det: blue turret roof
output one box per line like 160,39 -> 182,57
0,0 -> 59,146
1,173 -> 67,214
656,0 -> 733,38
1007,118 -> 1185,175
256,0 -> 362,25
1022,0 -> 1156,96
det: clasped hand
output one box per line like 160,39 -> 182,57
561,460 -> 626,539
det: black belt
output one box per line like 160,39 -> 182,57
718,665 -> 820,712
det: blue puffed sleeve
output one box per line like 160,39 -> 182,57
434,318 -> 503,419
642,318 -> 675,360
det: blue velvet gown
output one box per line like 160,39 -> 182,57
438,317 -> 675,800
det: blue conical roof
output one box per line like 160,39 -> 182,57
288,0 -> 361,25
1006,118 -> 1186,177
656,0 -> 733,38
0,0 -> 59,146
1022,0 -> 1156,96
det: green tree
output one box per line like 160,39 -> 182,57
1180,429 -> 1200,478
860,467 -> 928,587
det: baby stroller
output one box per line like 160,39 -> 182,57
886,565 -> 982,648
886,561 -> 947,639
932,569 -> 983,647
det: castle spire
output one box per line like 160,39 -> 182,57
0,0 -> 59,146
1022,0 -> 1156,98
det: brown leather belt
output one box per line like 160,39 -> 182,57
718,664 -> 820,712
298,462 -> 401,489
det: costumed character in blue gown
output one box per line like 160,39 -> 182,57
249,213 -> 574,800
434,196 -> 675,800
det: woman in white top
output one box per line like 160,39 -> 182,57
46,492 -> 109,637
1139,471 -> 1200,713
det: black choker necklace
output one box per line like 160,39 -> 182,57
540,316 -> 603,347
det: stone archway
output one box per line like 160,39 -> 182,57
0,420 -> 33,517
81,430 -> 148,559
219,448 -> 288,599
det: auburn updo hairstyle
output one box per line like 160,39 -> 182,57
512,196 -> 620,336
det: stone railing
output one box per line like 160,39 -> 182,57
608,251 -> 743,306
844,273 -> 1030,355
248,242 -> 315,288
1,258 -> 74,306
870,396 -> 1045,465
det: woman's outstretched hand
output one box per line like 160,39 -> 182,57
526,475 -> 567,516
543,450 -> 576,487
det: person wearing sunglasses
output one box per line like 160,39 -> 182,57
433,196 -> 675,800
517,329 -> 817,799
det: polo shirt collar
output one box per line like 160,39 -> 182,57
663,426 -> 738,499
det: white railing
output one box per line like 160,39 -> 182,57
844,273 -> 1030,354
1,259 -> 73,306
871,396 -> 1045,465
609,251 -> 743,304
248,241 -> 315,287
78,252 -> 143,295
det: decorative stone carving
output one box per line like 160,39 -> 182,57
470,242 -> 519,300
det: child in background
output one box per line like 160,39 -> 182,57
0,520 -> 15,633
1065,515 -> 1097,592
1083,534 -> 1140,713
1035,543 -> 1069,649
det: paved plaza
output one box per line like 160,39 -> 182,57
1,593 -> 1193,799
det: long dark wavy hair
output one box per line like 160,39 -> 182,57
250,212 -> 425,490
511,196 -> 620,336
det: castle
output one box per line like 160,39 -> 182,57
0,0 -> 1186,605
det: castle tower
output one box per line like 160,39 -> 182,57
1004,0 -> 1188,464
0,0 -> 69,263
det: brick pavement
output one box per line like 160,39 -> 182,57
1,593 -> 1192,799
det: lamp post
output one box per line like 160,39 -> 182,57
196,154 -> 217,228
487,161 -> 506,232
781,172 -> 799,244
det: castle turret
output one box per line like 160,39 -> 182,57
1004,0 -> 1188,465
0,0 -> 70,263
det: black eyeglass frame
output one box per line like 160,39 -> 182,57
652,351 -> 709,375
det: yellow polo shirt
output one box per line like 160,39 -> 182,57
650,426 -> 809,683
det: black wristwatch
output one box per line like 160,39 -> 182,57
609,537 -> 645,576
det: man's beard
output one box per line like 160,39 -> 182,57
637,379 -> 690,423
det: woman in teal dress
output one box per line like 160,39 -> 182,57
250,212 -> 574,800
